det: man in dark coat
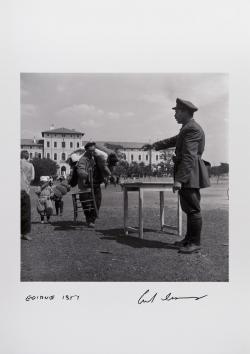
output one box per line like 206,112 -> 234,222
76,142 -> 111,228
143,98 -> 210,253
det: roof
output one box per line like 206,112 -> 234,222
41,127 -> 84,136
96,141 -> 146,149
21,139 -> 44,146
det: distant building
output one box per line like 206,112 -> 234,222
41,127 -> 85,176
100,141 -> 175,166
112,142 -> 164,165
21,138 -> 44,159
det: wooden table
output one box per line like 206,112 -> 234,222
121,182 -> 182,239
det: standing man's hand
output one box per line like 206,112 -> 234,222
172,181 -> 182,193
142,144 -> 153,151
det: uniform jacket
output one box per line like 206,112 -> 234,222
153,119 -> 210,189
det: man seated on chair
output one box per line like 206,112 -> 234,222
77,142 -> 111,228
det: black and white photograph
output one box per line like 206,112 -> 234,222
2,1 -> 250,354
21,73 -> 229,282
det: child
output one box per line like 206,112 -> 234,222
36,177 -> 54,223
52,177 -> 70,216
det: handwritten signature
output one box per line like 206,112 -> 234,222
138,289 -> 207,304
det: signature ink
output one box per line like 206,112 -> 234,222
138,289 -> 158,304
161,293 -> 208,301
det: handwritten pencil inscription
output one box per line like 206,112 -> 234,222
138,289 -> 207,304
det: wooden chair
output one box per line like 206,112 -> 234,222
72,189 -> 98,222
71,169 -> 98,222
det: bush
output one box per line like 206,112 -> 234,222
32,158 -> 59,184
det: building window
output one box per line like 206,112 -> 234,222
54,141 -> 57,148
131,154 -> 134,161
77,142 -> 80,148
139,155 -> 141,161
54,153 -> 57,160
146,155 -> 148,161
38,153 -> 41,158
47,153 -> 50,159
156,155 -> 159,161
62,153 -> 66,161
30,153 -> 32,158
62,141 -> 66,148
47,141 -> 50,148
70,142 -> 73,148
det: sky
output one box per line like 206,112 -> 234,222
21,73 -> 228,165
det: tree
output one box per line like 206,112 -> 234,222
113,160 -> 129,177
210,163 -> 229,183
32,157 -> 59,184
104,142 -> 123,150
159,150 -> 174,176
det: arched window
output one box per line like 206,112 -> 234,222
146,155 -> 148,160
54,141 -> 57,148
156,155 -> 159,161
54,153 -> 57,160
131,154 -> 134,161
47,141 -> 50,148
47,153 -> 50,159
62,153 -> 66,161
77,142 -> 80,148
62,141 -> 66,148
139,155 -> 141,161
70,142 -> 73,148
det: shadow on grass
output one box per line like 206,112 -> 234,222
50,220 -> 87,231
96,228 -> 179,250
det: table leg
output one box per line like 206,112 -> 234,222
124,188 -> 128,236
160,191 -> 164,231
177,192 -> 182,236
139,188 -> 144,239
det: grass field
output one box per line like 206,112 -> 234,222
21,179 -> 229,282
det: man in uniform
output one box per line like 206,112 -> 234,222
143,98 -> 210,254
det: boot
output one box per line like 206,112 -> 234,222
173,218 -> 191,247
189,214 -> 202,246
179,243 -> 201,253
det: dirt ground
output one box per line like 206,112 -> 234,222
21,178 -> 229,282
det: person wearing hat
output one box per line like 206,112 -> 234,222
143,98 -> 210,254
76,142 -> 112,228
35,177 -> 54,224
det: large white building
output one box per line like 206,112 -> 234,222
114,142 -> 162,164
41,127 -> 85,175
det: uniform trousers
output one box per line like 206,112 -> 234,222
179,188 -> 202,245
